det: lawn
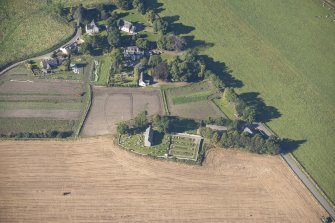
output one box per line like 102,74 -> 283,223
119,133 -> 170,157
95,56 -> 112,86
0,0 -> 74,70
159,0 -> 335,203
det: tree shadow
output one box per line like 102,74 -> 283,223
201,55 -> 244,88
280,139 -> 306,154
168,116 -> 199,133
162,15 -> 195,35
183,36 -> 214,50
153,131 -> 164,146
239,92 -> 281,122
82,8 -> 100,23
145,0 -> 165,14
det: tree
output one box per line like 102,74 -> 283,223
152,115 -> 170,133
107,26 -> 121,48
157,34 -> 186,51
110,48 -> 124,73
117,122 -> 130,134
133,0 -> 146,14
153,19 -> 169,34
223,88 -> 238,103
148,55 -> 162,67
133,65 -> 140,84
242,106 -> 256,124
145,10 -> 155,24
153,62 -> 169,81
113,0 -> 131,9
134,111 -> 148,129
135,38 -> 149,50
140,57 -> 148,67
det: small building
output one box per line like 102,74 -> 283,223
60,42 -> 79,55
206,124 -> 228,131
119,20 -> 136,34
139,72 -> 150,87
70,64 -> 79,74
243,127 -> 254,135
144,125 -> 154,147
85,20 -> 99,35
40,57 -> 63,70
124,46 -> 144,61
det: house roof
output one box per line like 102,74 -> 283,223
144,125 -> 154,147
124,46 -> 143,54
87,20 -> 97,30
206,124 -> 228,131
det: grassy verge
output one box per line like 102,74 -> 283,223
160,89 -> 170,115
212,98 -> 236,120
0,101 -> 82,110
0,118 -> 77,135
75,84 -> 92,136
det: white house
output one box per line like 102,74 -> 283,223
119,20 -> 136,34
70,64 -> 79,74
85,20 -> 99,35
144,125 -> 154,147
139,72 -> 150,87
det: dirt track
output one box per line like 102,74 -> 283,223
0,137 -> 325,222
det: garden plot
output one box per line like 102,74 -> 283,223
81,87 -> 163,136
164,81 -> 224,120
169,133 -> 202,161
0,66 -> 87,135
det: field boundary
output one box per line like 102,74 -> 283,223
160,89 -> 170,115
76,84 -> 93,136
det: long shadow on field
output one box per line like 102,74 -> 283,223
280,138 -> 306,154
168,116 -> 199,133
163,15 -> 195,35
145,0 -> 165,14
239,92 -> 281,123
153,131 -> 164,146
201,55 -> 244,88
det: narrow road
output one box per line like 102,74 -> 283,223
0,28 -> 82,76
256,122 -> 335,219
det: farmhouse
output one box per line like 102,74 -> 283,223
40,57 -> 63,70
144,125 -> 154,147
85,20 -> 99,35
124,46 -> 144,61
119,20 -> 136,34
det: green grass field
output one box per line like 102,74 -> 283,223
95,57 -> 112,86
0,118 -> 77,135
159,0 -> 335,203
0,0 -> 74,69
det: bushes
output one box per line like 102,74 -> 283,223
199,127 -> 280,155
223,88 -> 256,123
0,130 -> 73,139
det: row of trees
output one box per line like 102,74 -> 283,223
223,88 -> 256,123
0,130 -> 73,139
117,111 -> 149,134
199,127 -> 280,155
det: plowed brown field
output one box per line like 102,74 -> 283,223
0,138 -> 325,222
